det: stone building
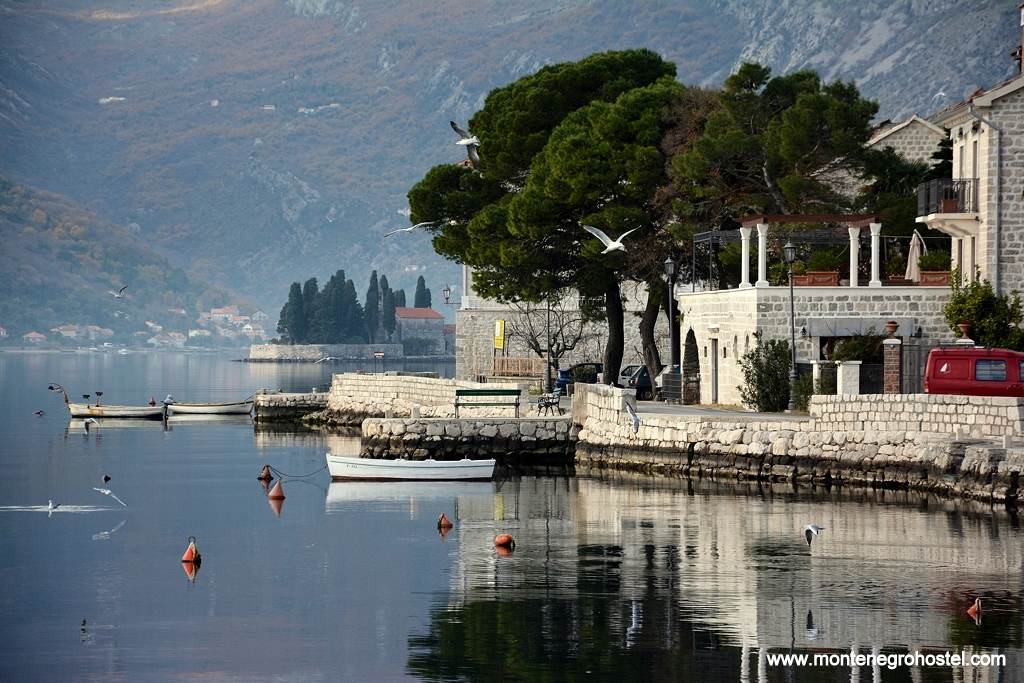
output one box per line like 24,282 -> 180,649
866,115 -> 946,165
395,307 -> 445,355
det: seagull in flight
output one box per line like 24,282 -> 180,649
108,285 -> 128,299
48,499 -> 60,516
93,487 -> 127,508
804,524 -> 824,546
314,356 -> 338,364
450,121 -> 480,167
625,401 -> 641,434
102,474 -> 111,484
83,417 -> 99,434
583,225 -> 639,254
384,221 -> 437,238
34,410 -> 44,417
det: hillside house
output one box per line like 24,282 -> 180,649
50,324 -> 79,339
0,326 -> 7,338
23,331 -> 45,344
867,115 -> 946,165
395,307 -> 445,355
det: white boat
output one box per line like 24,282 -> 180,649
68,403 -> 165,419
326,452 -> 496,481
166,399 -> 253,415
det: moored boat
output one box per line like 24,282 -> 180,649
326,452 -> 496,481
166,399 -> 253,415
68,403 -> 165,419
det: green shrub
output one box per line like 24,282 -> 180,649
943,272 -> 1024,350
737,333 -> 791,412
792,372 -> 814,411
918,249 -> 951,271
885,254 -> 905,279
832,329 -> 885,363
805,248 -> 843,271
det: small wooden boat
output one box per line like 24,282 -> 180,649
68,403 -> 165,419
166,399 -> 253,415
326,452 -> 496,481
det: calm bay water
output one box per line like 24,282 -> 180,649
1,351 -> 1022,681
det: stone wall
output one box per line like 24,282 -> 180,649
322,372 -> 526,425
360,416 -> 573,462
249,343 -> 403,361
572,384 -> 1023,505
870,118 -> 945,165
253,391 -> 329,422
677,286 -> 951,405
991,87 -> 1024,295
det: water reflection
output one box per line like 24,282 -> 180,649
403,474 -> 1023,680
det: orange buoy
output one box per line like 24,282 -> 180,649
494,533 -> 515,548
181,560 -> 199,582
495,544 -> 515,557
437,513 -> 454,530
181,536 -> 201,564
438,525 -> 451,542
967,597 -> 981,623
257,464 -> 273,481
267,495 -> 284,517
268,480 -> 286,500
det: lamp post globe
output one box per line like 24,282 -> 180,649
442,285 -> 452,305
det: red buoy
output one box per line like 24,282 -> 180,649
494,533 -> 515,548
181,561 -> 199,582
437,513 -> 454,530
181,536 -> 201,564
268,480 -> 286,500
967,597 -> 981,624
268,495 -> 284,517
257,465 -> 273,482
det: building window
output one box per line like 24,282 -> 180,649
975,359 -> 1006,381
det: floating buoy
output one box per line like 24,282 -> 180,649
494,533 -> 515,549
495,544 -> 515,558
257,465 -> 273,482
268,480 -> 286,500
267,495 -> 284,517
967,597 -> 981,624
181,560 -> 199,582
437,513 -> 453,530
438,525 -> 451,542
181,536 -> 201,564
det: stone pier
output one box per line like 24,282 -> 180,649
254,391 -> 329,423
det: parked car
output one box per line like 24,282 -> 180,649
925,346 -> 1024,396
555,362 -> 603,392
619,364 -> 641,385
628,364 -> 665,400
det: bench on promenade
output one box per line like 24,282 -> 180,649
454,388 -> 521,418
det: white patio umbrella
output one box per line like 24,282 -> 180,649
904,230 -> 927,282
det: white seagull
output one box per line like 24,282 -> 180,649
92,519 -> 127,541
92,487 -> 128,508
804,524 -> 825,546
583,225 -> 640,254
384,221 -> 437,238
83,417 -> 100,434
48,499 -> 60,516
625,401 -> 641,434
450,121 -> 480,167
314,356 -> 338,364
108,285 -> 128,299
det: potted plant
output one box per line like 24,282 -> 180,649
885,253 -> 910,285
795,248 -> 842,286
918,250 -> 952,286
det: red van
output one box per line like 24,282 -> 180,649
924,346 -> 1024,396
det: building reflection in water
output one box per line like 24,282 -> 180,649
402,472 -> 1022,681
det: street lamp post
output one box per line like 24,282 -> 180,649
783,241 -> 798,412
663,256 -> 681,402
545,297 -> 553,393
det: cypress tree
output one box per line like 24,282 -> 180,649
342,279 -> 365,342
382,288 -> 396,340
284,282 -> 306,343
423,286 -> 432,308
302,278 -> 320,342
394,289 -> 406,308
364,271 -> 380,343
413,276 -> 428,308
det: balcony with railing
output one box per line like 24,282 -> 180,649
916,178 -> 977,216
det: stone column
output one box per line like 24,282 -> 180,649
836,360 -> 862,396
755,223 -> 769,288
951,237 -> 961,272
963,235 -> 975,281
883,338 -> 902,394
739,226 -> 753,288
811,360 -> 822,390
848,226 -> 861,287
868,222 -> 882,287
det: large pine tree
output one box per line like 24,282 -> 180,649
364,271 -> 380,343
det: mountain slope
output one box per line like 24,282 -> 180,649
0,1 -> 1016,312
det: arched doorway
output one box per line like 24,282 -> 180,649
682,328 -> 700,405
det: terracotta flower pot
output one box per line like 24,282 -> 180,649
919,271 -> 950,286
957,322 -> 972,339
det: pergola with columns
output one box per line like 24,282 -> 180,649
736,214 -> 883,288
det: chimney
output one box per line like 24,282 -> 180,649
1016,3 -> 1024,73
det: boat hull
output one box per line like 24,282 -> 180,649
68,403 -> 165,419
166,401 -> 253,415
327,453 -> 496,481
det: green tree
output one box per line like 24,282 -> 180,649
944,273 -> 1024,350
394,289 -> 406,308
413,276 -> 429,308
282,281 -> 306,344
924,136 -> 953,181
381,276 -> 396,340
364,270 -> 380,343
341,278 -> 365,342
408,49 -> 677,383
737,333 -> 791,412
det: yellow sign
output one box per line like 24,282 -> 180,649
493,320 -> 505,350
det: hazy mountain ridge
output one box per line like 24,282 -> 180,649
0,0 -> 1015,315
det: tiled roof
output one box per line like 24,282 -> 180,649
394,307 -> 444,320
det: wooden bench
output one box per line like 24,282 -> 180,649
454,388 -> 521,418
